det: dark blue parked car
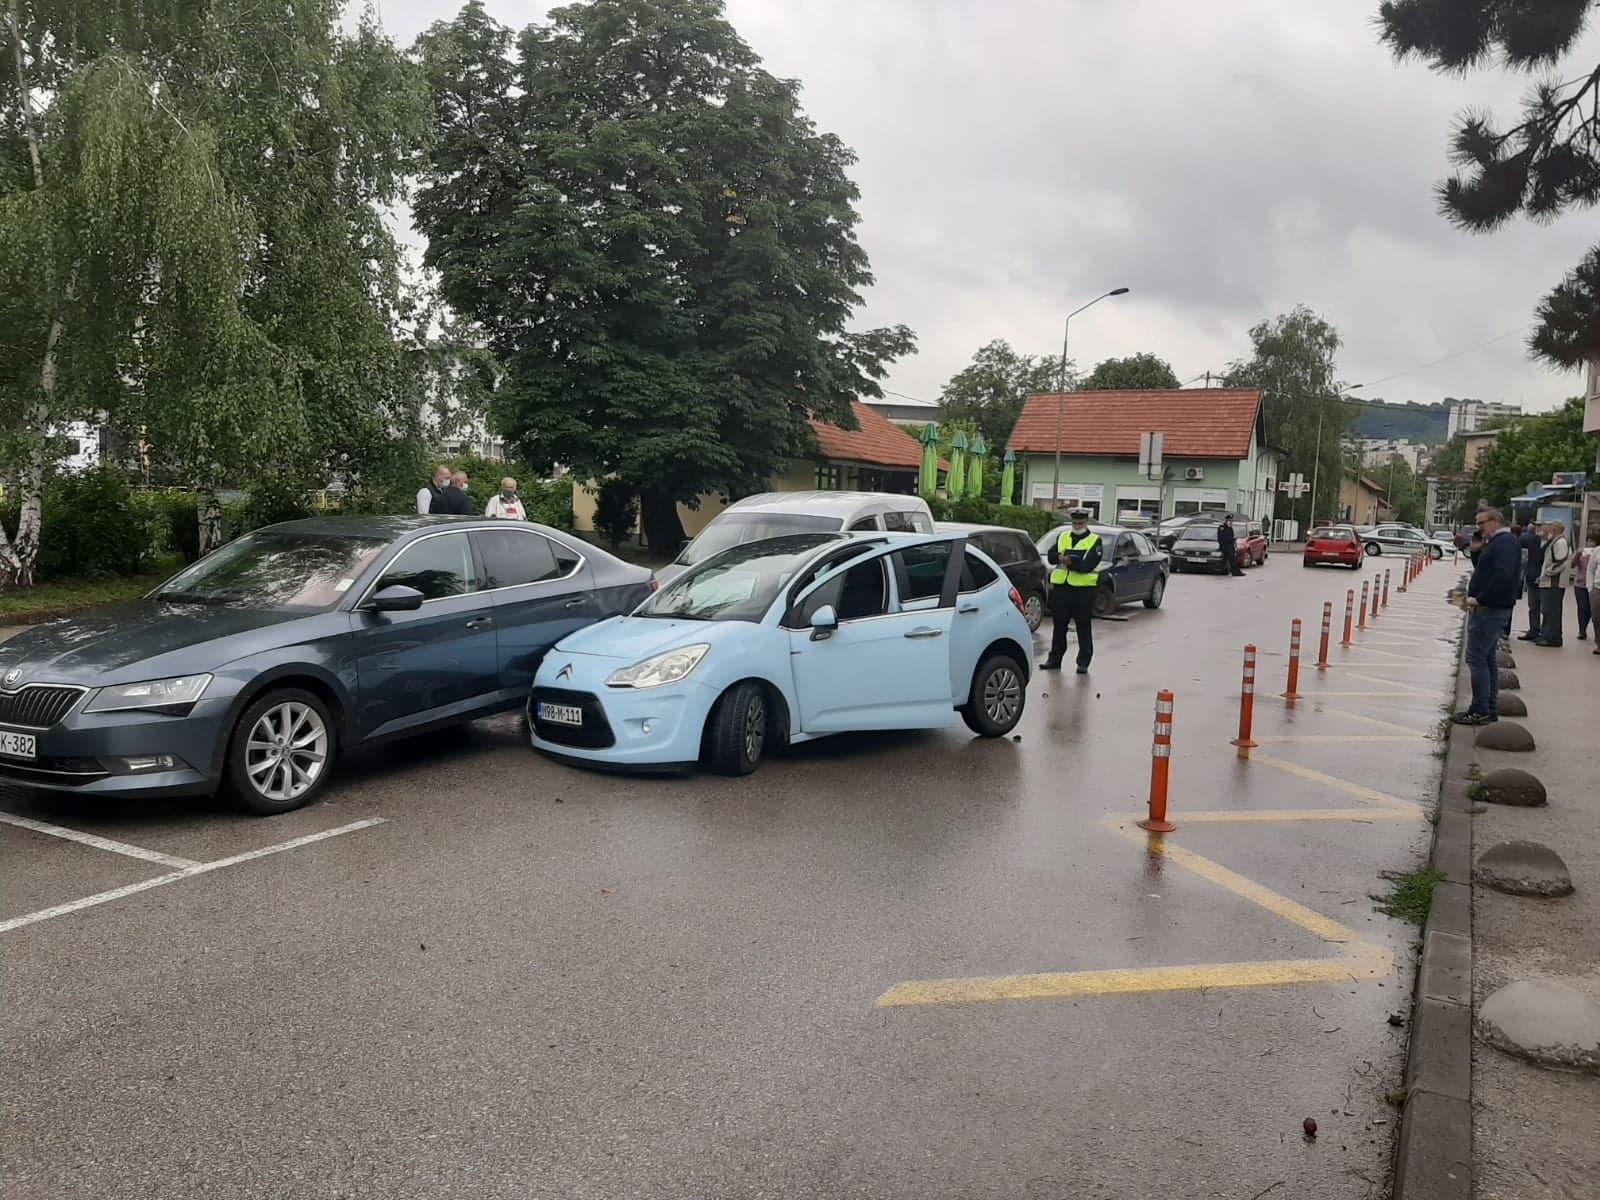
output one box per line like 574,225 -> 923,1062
0,516 -> 651,814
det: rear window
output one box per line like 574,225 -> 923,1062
1311,528 -> 1353,543
680,512 -> 843,564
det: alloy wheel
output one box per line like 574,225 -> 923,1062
743,694 -> 767,763
1024,593 -> 1044,631
245,701 -> 328,803
982,665 -> 1022,725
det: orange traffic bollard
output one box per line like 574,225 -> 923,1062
1359,581 -> 1369,630
1341,589 -> 1355,647
1399,556 -> 1409,592
1370,578 -> 1380,620
1283,618 -> 1304,701
1232,645 -> 1259,754
1140,690 -> 1177,833
1382,569 -> 1391,608
1317,601 -> 1332,670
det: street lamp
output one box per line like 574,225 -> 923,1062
1309,382 -> 1362,529
1052,287 -> 1130,511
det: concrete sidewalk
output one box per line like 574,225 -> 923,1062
1470,636 -> 1600,1199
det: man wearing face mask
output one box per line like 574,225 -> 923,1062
484,477 -> 526,520
1041,507 -> 1103,674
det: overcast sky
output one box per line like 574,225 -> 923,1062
379,0 -> 1599,415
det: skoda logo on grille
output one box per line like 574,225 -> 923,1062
2,668 -> 20,687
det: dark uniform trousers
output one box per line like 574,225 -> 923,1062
1046,584 -> 1095,669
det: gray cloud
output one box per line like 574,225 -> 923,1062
384,0 -> 1600,413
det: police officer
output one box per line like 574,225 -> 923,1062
1041,508 -> 1103,674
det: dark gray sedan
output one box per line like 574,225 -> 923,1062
0,516 -> 651,814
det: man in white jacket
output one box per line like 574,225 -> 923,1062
1534,520 -> 1573,647
1588,528 -> 1600,657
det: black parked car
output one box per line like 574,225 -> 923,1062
0,516 -> 652,814
936,523 -> 1050,631
1034,524 -> 1170,617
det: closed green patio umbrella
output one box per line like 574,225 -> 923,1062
917,422 -> 940,499
999,448 -> 1017,506
967,435 -> 987,499
947,431 -> 967,499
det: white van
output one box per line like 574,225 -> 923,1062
653,491 -> 936,589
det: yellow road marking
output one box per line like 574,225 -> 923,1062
1314,707 -> 1435,736
875,824 -> 1393,1007
874,948 -> 1393,1007
1246,752 -> 1420,812
1254,733 -> 1425,743
1131,807 -> 1413,823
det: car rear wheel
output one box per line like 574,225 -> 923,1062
1430,546 -> 1443,560
1023,590 -> 1045,632
704,681 -> 767,776
961,654 -> 1026,737
1093,584 -> 1116,618
1144,576 -> 1165,608
226,688 -> 336,815
1365,541 -> 1382,556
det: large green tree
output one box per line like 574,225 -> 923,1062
413,0 -> 914,549
1224,305 -> 1353,526
0,1 -> 426,577
1472,396 -> 1592,506
1379,0 -> 1600,368
936,339 -> 1067,453
1080,353 -> 1179,391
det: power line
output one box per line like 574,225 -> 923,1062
1354,326 -> 1528,390
880,388 -> 937,406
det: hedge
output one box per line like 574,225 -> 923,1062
929,496 -> 1057,539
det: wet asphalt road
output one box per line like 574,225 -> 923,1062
1,551 -> 1463,1199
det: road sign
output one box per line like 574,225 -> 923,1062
1138,432 -> 1165,478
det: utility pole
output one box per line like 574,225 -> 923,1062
1052,287 -> 1129,512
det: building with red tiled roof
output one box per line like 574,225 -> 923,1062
1007,388 -> 1283,524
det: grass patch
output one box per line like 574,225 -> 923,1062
1386,1087 -> 1412,1108
0,557 -> 181,622
1373,866 -> 1445,925
1467,780 -> 1487,803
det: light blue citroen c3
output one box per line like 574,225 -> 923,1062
526,530 -> 1034,774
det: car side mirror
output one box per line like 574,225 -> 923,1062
368,584 -> 424,613
809,604 -> 838,642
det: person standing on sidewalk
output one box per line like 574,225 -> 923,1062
1517,522 -> 1546,642
1040,508 -> 1102,675
416,466 -> 451,515
1455,508 -> 1520,726
1534,521 -> 1572,647
1588,530 -> 1600,656
1218,515 -> 1244,577
1572,529 -> 1596,642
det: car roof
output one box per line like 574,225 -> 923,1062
935,522 -> 1034,536
1039,524 -> 1141,542
257,514 -> 544,540
723,491 -> 931,516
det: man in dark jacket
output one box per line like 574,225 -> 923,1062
429,477 -> 471,515
1217,515 -> 1244,577
1517,522 -> 1545,640
1455,508 -> 1520,725
1042,509 -> 1104,674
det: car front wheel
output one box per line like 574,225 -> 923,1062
1093,584 -> 1117,618
704,681 -> 767,776
1023,590 -> 1045,632
961,653 -> 1026,737
227,688 -> 337,815
1144,576 -> 1166,608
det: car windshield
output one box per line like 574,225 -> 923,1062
151,530 -> 387,610
643,534 -> 841,622
678,512 -> 843,564
1176,525 -> 1220,544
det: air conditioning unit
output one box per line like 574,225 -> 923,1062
1183,466 -> 1205,481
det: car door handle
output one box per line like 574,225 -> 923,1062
957,603 -> 980,614
904,626 -> 944,639
465,616 -> 493,629
564,598 -> 586,609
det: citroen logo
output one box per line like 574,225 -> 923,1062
556,664 -> 573,682
2,668 -> 19,687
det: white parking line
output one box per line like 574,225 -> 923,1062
0,812 -> 200,870
0,817 -> 386,935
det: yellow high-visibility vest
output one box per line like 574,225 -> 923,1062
1050,530 -> 1100,587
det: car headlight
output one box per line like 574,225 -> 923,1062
605,645 -> 709,689
85,674 -> 212,714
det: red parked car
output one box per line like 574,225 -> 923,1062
1303,525 -> 1363,569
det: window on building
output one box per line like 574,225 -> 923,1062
815,464 -> 842,490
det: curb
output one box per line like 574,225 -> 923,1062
1392,628 -> 1475,1200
